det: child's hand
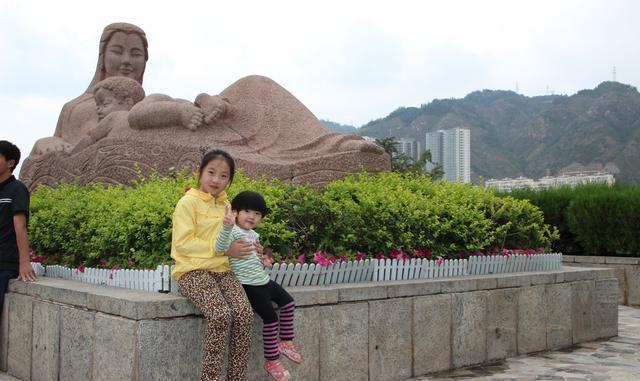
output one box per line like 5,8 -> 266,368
261,255 -> 274,269
223,205 -> 236,226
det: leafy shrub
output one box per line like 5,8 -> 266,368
29,171 -> 556,268
566,184 -> 640,255
508,184 -> 640,256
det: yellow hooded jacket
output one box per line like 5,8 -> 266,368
171,188 -> 231,279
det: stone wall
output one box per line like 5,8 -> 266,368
1,267 -> 618,381
563,255 -> 640,306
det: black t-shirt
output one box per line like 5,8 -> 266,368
0,175 -> 30,270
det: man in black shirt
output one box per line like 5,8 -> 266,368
0,141 -> 37,313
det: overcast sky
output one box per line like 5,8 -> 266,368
2,0 -> 639,175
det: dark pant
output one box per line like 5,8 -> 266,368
243,280 -> 295,360
242,280 -> 294,324
0,269 -> 18,316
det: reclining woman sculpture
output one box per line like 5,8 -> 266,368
20,22 -> 389,188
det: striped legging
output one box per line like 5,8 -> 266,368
242,280 -> 296,360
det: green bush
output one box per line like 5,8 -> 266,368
507,184 -> 640,256
513,186 -> 583,254
566,185 -> 640,255
29,171 -> 556,268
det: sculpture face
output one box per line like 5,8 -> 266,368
94,88 -> 132,121
103,32 -> 146,83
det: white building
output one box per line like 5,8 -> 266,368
485,177 -> 536,192
425,128 -> 471,183
485,171 -> 615,192
394,138 -> 421,161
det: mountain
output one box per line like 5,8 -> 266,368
357,82 -> 640,183
321,119 -> 358,134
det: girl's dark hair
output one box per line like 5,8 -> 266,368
199,149 -> 235,184
231,191 -> 268,215
0,140 -> 20,172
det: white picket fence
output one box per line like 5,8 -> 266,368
39,264 -> 173,292
31,253 -> 562,293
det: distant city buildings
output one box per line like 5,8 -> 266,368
393,138 -> 422,161
425,128 -> 471,183
485,171 -> 615,192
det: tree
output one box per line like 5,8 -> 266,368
374,137 -> 443,180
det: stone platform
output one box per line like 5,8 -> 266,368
406,304 -> 640,381
563,255 -> 640,306
0,267 -> 618,381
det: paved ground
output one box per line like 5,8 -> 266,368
1,306 -> 638,381
0,371 -> 19,381
407,305 -> 640,381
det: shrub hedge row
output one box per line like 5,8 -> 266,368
29,171 -> 557,269
507,184 -> 640,256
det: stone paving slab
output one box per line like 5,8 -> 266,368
406,305 -> 640,381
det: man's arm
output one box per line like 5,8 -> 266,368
14,213 -> 37,282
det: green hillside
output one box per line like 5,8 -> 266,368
357,82 -> 640,183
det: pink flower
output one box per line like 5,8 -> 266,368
436,257 -> 444,266
313,251 -> 329,267
77,263 -> 85,274
356,251 -> 366,261
297,253 -> 306,264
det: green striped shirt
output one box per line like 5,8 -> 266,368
214,224 -> 270,286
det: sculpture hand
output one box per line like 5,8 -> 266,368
32,137 -> 72,156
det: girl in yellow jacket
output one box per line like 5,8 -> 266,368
171,149 -> 256,381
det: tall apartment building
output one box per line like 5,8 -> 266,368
394,138 -> 422,161
425,128 -> 471,183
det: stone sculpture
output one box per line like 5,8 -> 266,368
20,22 -> 390,188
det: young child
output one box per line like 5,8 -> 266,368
215,191 -> 302,381
0,141 -> 37,316
170,149 -> 256,381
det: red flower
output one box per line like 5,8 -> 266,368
375,252 -> 388,260
355,251 -> 366,261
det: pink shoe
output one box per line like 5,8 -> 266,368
264,360 -> 291,381
278,341 -> 303,364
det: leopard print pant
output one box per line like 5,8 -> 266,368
179,270 -> 254,381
